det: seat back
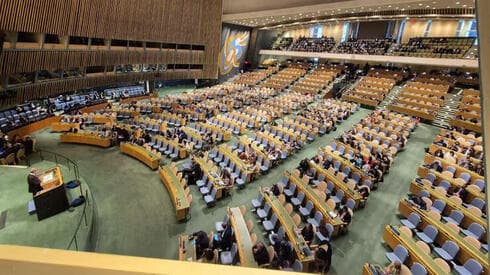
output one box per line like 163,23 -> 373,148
425,225 -> 438,240
464,259 -> 483,275
394,244 -> 409,263
468,223 -> 485,239
410,262 -> 427,275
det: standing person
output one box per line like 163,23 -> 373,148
313,240 -> 332,273
27,168 -> 43,195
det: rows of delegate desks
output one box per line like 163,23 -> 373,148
60,133 -> 112,148
409,180 -> 487,238
261,189 -> 315,271
178,207 -> 258,267
418,154 -> 484,202
383,225 -> 448,275
193,154 -> 229,200
119,142 -> 160,170
398,199 -> 489,274
158,165 -> 190,221
286,171 -> 344,236
228,207 -> 258,268
217,145 -> 254,183
308,161 -> 364,209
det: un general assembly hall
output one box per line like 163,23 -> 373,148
0,0 -> 489,274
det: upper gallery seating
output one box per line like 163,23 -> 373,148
390,37 -> 476,58
450,89 -> 481,133
290,65 -> 342,95
288,36 -> 336,52
342,75 -> 396,107
388,81 -> 450,120
0,103 -> 51,133
271,37 -> 294,50
334,38 -> 394,55
104,86 -> 146,99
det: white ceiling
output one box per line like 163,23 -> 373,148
223,0 -> 475,28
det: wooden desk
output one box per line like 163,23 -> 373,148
262,190 -> 314,269
309,161 -> 363,209
178,234 -> 197,261
51,122 -> 79,132
60,133 -> 112,148
449,119 -> 481,133
159,166 -> 190,221
322,149 -> 373,184
409,181 -> 487,232
194,156 -> 227,199
228,207 -> 258,268
420,154 -> 484,195
398,199 -> 489,273
428,144 -> 481,166
37,167 -> 63,193
120,143 -> 160,170
388,105 -> 436,121
218,146 -> 253,183
287,172 -> 344,235
383,225 -> 446,275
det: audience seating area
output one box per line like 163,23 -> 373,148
450,89 -> 481,133
343,76 -> 396,107
0,104 -> 51,133
104,86 -> 146,99
288,36 -> 336,52
290,65 -> 341,95
334,39 -> 394,55
391,37 -> 476,58
378,118 -> 487,274
389,81 -> 450,120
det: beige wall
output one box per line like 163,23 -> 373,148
428,20 -> 459,37
323,22 -> 344,42
401,19 -> 428,43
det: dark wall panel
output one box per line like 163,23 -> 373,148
357,21 -> 389,39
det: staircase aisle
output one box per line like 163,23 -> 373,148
432,90 -> 463,128
377,85 -> 403,109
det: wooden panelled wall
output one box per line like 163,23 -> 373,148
0,0 -> 222,104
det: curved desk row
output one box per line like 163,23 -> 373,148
60,133 -> 112,148
120,143 -> 160,170
158,165 -> 190,221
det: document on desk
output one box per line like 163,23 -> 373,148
42,172 -> 54,183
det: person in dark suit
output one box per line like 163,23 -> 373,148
219,223 -> 234,251
314,240 -> 332,273
27,168 -> 42,195
252,242 -> 270,265
191,230 -> 209,259
301,223 -> 315,245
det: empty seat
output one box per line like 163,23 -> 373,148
385,244 -> 409,264
400,212 -> 420,230
434,240 -> 459,261
416,225 -> 438,244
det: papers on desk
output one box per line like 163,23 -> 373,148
328,211 -> 338,218
41,172 -> 54,183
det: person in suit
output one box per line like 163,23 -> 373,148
339,206 -> 352,234
252,242 -> 270,265
313,240 -> 332,273
301,223 -> 315,245
27,168 -> 43,195
219,223 -> 234,251
191,230 -> 209,259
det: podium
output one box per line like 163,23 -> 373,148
34,167 -> 69,221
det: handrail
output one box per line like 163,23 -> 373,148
26,149 -> 97,252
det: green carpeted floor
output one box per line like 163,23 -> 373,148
0,86 -> 441,273
0,161 -> 94,251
